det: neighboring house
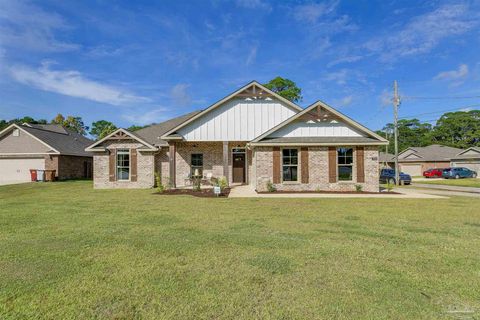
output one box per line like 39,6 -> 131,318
86,81 -> 388,192
450,147 -> 480,175
0,123 -> 93,184
397,144 -> 462,176
379,152 -> 395,168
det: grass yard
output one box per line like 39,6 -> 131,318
416,178 -> 480,188
1,181 -> 479,319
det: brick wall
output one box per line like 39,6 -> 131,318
254,146 -> 379,192
44,155 -> 93,180
154,148 -> 170,187
93,140 -> 154,189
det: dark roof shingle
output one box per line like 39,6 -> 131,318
134,111 -> 201,146
20,124 -> 93,157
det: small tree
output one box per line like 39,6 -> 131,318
90,120 -> 117,139
264,77 -> 302,102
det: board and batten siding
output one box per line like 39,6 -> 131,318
177,98 -> 297,141
269,119 -> 364,138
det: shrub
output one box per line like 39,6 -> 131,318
266,180 -> 276,192
217,176 -> 229,191
154,172 -> 165,193
355,184 -> 363,192
192,176 -> 201,192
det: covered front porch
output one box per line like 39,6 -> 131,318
167,141 -> 253,188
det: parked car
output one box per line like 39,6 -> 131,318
442,167 -> 477,179
423,168 -> 443,178
380,168 -> 412,185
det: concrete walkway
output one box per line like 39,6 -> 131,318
411,183 -> 480,194
228,185 -> 446,199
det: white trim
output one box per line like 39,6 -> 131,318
337,147 -> 354,182
160,81 -> 303,140
455,147 -> 480,157
116,148 -> 131,181
251,100 -> 388,144
281,147 -> 299,183
85,128 -> 157,152
249,141 -> 387,147
0,152 -> 55,155
0,123 -> 61,154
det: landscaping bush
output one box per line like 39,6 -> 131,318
266,180 -> 276,192
154,172 -> 165,193
217,176 -> 229,191
355,184 -> 363,192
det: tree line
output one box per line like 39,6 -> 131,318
0,114 -> 146,139
375,110 -> 480,151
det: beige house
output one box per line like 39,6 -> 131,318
397,144 -> 463,176
450,147 -> 480,175
86,81 -> 388,192
0,123 -> 93,184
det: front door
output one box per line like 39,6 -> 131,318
232,153 -> 245,183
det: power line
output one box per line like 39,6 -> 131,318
403,95 -> 480,100
398,104 -> 480,119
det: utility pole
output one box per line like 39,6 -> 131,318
393,80 -> 401,185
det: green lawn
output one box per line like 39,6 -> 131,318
1,181 -> 479,319
416,178 -> 480,188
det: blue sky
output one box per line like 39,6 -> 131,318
1,0 -> 480,132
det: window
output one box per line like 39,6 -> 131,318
191,154 -> 203,177
12,129 -> 20,137
116,149 -> 130,180
337,147 -> 353,181
282,149 -> 298,181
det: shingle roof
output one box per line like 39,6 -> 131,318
135,111 -> 201,146
379,152 -> 395,162
451,147 -> 480,160
253,136 -> 382,144
398,144 -> 462,162
20,124 -> 93,157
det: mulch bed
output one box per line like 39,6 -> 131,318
257,190 -> 400,195
154,188 -> 231,198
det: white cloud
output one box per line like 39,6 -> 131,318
327,55 -> 363,67
434,64 -> 469,81
235,0 -> 272,11
366,4 -> 478,61
86,45 -> 124,58
245,45 -> 258,66
293,1 -> 338,23
122,107 -> 169,126
171,84 -> 192,107
324,69 -> 348,85
0,0 -> 79,52
9,62 -> 148,106
340,95 -> 353,106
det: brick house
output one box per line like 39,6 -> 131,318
86,81 -> 388,192
397,144 -> 463,176
0,123 -> 93,183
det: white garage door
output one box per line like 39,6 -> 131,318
0,158 -> 45,184
400,164 -> 422,176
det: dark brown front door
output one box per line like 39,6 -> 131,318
232,153 -> 245,183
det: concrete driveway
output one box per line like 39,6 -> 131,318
411,183 -> 480,194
